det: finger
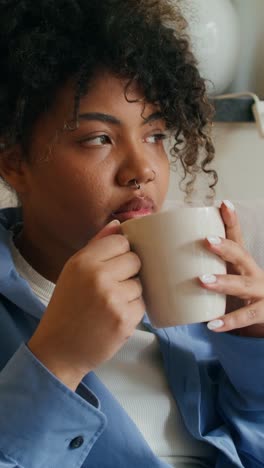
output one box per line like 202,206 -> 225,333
207,299 -> 264,333
115,296 -> 145,342
104,252 -> 141,281
220,200 -> 244,246
199,273 -> 264,300
93,219 -> 121,240
120,277 -> 143,303
86,234 -> 131,262
126,296 -> 146,327
205,236 -> 261,276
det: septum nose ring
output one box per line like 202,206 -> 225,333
130,171 -> 155,190
132,179 -> 141,190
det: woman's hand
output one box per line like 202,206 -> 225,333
199,200 -> 264,338
28,220 -> 144,390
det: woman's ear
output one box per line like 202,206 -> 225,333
0,145 -> 28,193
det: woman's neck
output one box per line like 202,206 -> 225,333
14,228 -> 74,284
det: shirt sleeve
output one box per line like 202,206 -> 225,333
0,343 -> 107,468
207,328 -> 264,468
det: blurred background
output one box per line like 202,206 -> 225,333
167,0 -> 264,202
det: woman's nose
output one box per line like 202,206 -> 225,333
116,152 -> 156,188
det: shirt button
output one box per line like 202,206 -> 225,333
69,436 -> 84,449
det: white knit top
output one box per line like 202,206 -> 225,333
10,233 -> 55,306
9,232 -> 215,468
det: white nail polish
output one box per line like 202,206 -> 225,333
110,219 -> 121,226
207,319 -> 224,330
207,236 -> 221,245
200,274 -> 217,284
223,200 -> 235,211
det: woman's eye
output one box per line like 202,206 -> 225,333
80,134 -> 111,146
146,133 -> 168,144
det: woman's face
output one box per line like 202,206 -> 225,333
13,70 -> 170,267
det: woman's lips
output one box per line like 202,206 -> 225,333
112,197 -> 154,222
113,208 -> 153,223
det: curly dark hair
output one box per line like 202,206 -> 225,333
0,0 -> 217,200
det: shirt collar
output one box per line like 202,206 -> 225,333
0,207 -> 45,320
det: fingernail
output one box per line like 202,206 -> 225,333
207,319 -> 224,330
199,274 -> 217,284
109,219 -> 121,226
207,236 -> 222,245
222,200 -> 235,211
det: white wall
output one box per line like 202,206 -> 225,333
167,122 -> 264,202
229,0 -> 264,97
166,0 -> 264,202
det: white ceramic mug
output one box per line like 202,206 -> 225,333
121,204 -> 227,328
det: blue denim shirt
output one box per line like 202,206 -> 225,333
0,207 -> 263,468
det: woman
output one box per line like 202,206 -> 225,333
0,1 -> 263,467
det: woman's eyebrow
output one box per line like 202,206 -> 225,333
79,112 -> 121,125
142,111 -> 163,125
78,111 -> 164,126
